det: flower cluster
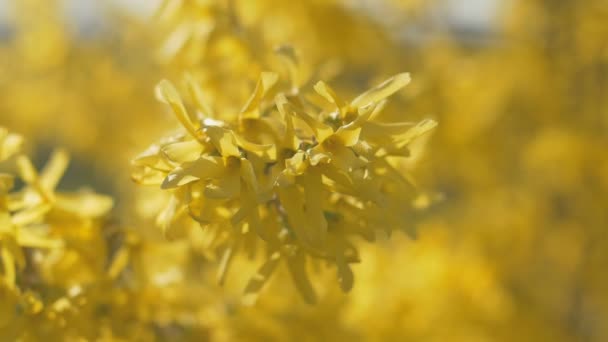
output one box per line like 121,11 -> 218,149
132,71 -> 436,303
0,127 -> 127,339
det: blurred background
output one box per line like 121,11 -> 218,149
1,0 -> 607,341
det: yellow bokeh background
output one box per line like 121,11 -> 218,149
1,0 -> 607,340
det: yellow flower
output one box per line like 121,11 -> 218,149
0,128 -> 24,162
0,129 -> 115,332
132,69 -> 435,304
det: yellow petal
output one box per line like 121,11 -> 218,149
380,144 -> 412,157
393,119 -> 438,147
17,156 -> 54,203
314,81 -> 345,109
186,73 -> 215,118
156,79 -> 201,139
300,170 -> 328,248
239,158 -> 259,196
275,94 -> 298,150
230,207 -> 247,226
132,145 -> 174,171
0,128 -> 23,162
286,251 -> 317,304
242,252 -> 281,306
16,229 -> 63,249
156,195 -> 188,240
319,164 -> 353,188
0,235 -> 25,290
158,22 -> 191,61
350,72 -> 411,108
217,240 -> 239,285
308,148 -> 331,166
162,156 -> 223,189
0,212 -> 11,232
260,72 -> 279,94
233,134 -> 277,161
204,166 -> 240,199
16,156 -> 39,185
277,185 -> 309,244
0,246 -> 16,290
334,126 -> 362,147
275,45 -> 301,88
131,167 -> 168,186
351,140 -> 374,158
275,171 -> 296,187
363,121 -> 416,141
11,204 -> 51,227
189,196 -> 227,225
240,72 -> 279,119
54,192 -> 114,218
204,126 -> 241,158
278,96 -> 334,143
285,151 -> 308,176
161,140 -> 202,163
153,0 -> 181,22
297,111 -> 334,143
316,141 -> 365,173
107,247 -> 130,280
239,184 -> 270,241
40,149 -> 69,192
367,99 -> 388,122
335,252 -> 354,292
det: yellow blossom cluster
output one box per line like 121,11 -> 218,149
0,128 -> 118,339
132,69 -> 435,303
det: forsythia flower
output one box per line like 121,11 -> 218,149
0,127 -> 122,339
132,71 -> 436,303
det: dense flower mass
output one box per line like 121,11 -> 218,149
0,129 -> 111,294
0,128 -> 119,339
132,71 -> 436,303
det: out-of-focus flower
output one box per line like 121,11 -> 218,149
0,127 -> 126,340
